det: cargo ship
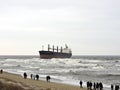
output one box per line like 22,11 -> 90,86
39,44 -> 72,59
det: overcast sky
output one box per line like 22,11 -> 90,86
0,0 -> 120,55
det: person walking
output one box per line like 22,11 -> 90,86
79,80 -> 83,88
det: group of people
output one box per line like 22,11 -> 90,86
30,74 -> 39,80
23,72 -> 51,82
23,72 -> 120,90
80,81 -> 120,90
111,84 -> 120,90
92,82 -> 103,90
79,80 -> 103,90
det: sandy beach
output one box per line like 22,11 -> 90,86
0,71 -> 87,90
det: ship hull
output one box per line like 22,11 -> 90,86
39,51 -> 72,59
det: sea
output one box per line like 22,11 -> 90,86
0,55 -> 120,90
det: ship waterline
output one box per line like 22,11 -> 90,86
39,51 -> 72,59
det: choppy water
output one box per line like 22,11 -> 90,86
0,55 -> 120,90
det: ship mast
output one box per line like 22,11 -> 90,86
48,44 -> 50,51
61,46 -> 63,53
42,45 -> 44,51
53,45 -> 54,52
57,46 -> 58,53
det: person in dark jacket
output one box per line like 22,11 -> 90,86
111,84 -> 113,90
46,75 -> 51,82
99,82 -> 103,90
93,82 -> 96,90
87,81 -> 90,90
36,74 -> 39,80
23,72 -> 27,79
79,80 -> 83,88
0,69 -> 3,74
89,82 -> 92,90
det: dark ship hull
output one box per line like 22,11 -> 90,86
39,51 -> 72,59
39,44 -> 72,59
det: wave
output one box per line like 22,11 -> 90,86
101,74 -> 120,77
72,55 -> 120,60
92,64 -> 105,70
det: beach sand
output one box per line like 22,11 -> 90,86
0,71 -> 87,90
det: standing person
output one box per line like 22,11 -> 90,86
93,82 -> 96,90
89,82 -> 92,90
115,85 -> 119,90
87,81 -> 90,90
46,75 -> 51,82
118,85 -> 119,90
33,74 -> 36,80
36,74 -> 39,80
96,82 -> 99,90
23,72 -> 27,79
99,82 -> 103,90
111,84 -> 114,90
79,80 -> 83,88
0,69 -> 3,74
30,74 -> 33,79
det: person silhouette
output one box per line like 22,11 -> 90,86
30,74 -> 33,79
23,72 -> 27,79
0,69 -> 3,74
36,74 -> 39,80
46,75 -> 51,82
79,80 -> 83,88
111,84 -> 113,90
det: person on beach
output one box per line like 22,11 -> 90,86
79,80 -> 83,88
93,82 -> 96,90
99,82 -> 103,90
87,81 -> 90,90
111,84 -> 113,90
36,74 -> 39,80
46,75 -> 51,82
96,82 -> 99,90
30,74 -> 33,79
23,72 -> 27,79
0,69 -> 3,74
115,85 -> 119,90
86,81 -> 93,90
33,74 -> 36,80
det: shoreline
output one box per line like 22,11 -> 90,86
0,71 -> 86,90
4,70 -> 110,90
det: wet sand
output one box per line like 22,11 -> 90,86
0,71 -> 87,90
